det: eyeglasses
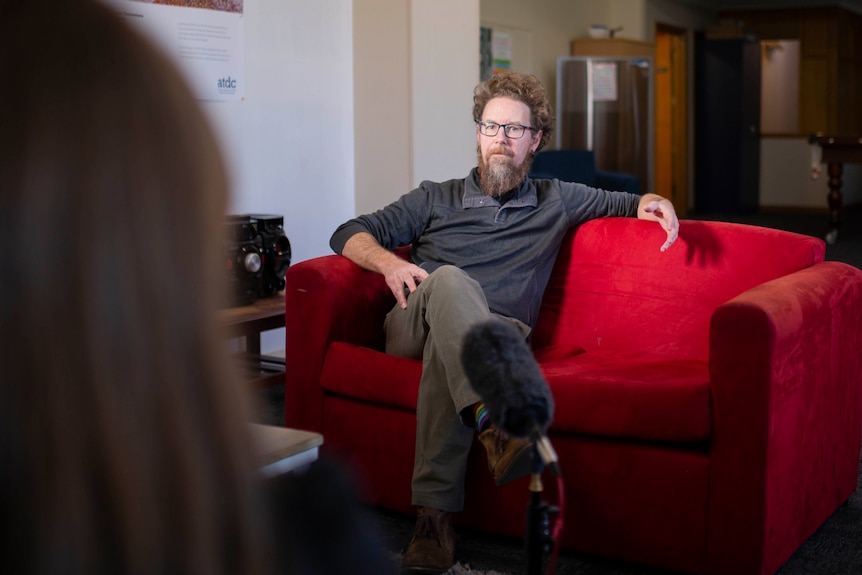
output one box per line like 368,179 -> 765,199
476,121 -> 537,139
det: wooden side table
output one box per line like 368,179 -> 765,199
250,423 -> 323,476
219,293 -> 285,387
809,134 -> 862,244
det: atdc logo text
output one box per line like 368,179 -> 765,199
217,76 -> 238,94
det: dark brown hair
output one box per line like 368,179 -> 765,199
472,72 -> 555,152
0,1 -> 269,573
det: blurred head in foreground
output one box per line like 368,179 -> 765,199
0,0 -> 267,573
0,2 -> 398,573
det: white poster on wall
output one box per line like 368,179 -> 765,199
592,62 -> 617,102
102,0 -> 244,102
491,31 -> 512,75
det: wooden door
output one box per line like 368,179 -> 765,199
655,24 -> 688,215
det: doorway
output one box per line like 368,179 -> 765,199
655,24 -> 688,215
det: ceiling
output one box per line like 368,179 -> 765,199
673,0 -> 862,14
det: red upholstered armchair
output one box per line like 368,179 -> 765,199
283,218 -> 862,575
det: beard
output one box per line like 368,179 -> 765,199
477,145 -> 533,197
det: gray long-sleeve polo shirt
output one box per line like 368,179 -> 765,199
330,167 -> 640,328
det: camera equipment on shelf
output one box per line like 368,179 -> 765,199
224,214 -> 291,306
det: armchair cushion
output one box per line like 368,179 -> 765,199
321,342 -> 710,442
543,352 -> 710,442
321,342 -> 420,411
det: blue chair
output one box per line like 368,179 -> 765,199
529,149 -> 641,194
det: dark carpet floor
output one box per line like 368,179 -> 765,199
255,203 -> 862,575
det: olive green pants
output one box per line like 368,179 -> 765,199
384,265 -> 529,512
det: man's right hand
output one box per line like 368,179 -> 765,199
341,232 -> 428,309
379,259 -> 428,309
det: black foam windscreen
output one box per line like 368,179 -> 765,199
461,318 -> 554,437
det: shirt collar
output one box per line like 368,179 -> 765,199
462,167 -> 538,209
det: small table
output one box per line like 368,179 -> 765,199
809,134 -> 862,244
250,423 -> 323,477
219,293 -> 286,387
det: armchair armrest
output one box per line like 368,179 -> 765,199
596,170 -> 641,194
283,255 -> 395,431
706,261 -> 862,574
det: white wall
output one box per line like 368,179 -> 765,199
199,0 -> 354,353
353,0 -> 411,215
410,0 -> 480,185
609,0 -> 648,40
480,0 -> 612,102
353,0 -> 479,215
203,0 -> 355,267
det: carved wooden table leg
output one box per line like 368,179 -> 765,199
826,161 -> 843,245
809,135 -> 862,245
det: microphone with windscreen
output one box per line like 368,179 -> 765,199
461,318 -> 559,475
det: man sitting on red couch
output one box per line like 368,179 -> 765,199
329,72 -> 679,574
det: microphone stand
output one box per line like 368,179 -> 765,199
524,444 -> 558,575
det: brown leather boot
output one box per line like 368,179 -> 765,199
401,507 -> 455,574
478,424 -> 534,486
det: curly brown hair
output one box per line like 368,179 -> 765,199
472,72 -> 555,152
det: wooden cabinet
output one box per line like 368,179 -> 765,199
571,38 -> 654,58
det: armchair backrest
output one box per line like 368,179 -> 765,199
530,149 -> 599,187
532,218 -> 826,360
530,149 -> 642,194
